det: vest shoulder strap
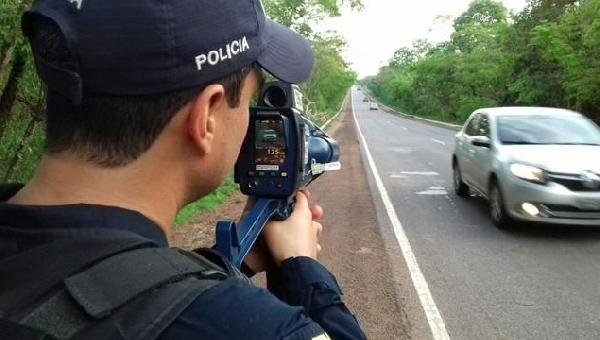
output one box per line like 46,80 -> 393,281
6,248 -> 234,340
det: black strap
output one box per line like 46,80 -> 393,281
17,248 -> 231,340
64,248 -> 227,318
0,235 -> 154,319
20,290 -> 91,340
72,277 -> 222,340
0,319 -> 56,340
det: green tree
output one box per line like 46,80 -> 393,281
531,0 -> 600,118
389,40 -> 432,69
303,34 -> 356,119
453,0 -> 508,29
506,0 -> 578,106
263,0 -> 361,121
365,0 -> 599,125
366,0 -> 514,122
451,0 -> 508,53
263,0 -> 362,35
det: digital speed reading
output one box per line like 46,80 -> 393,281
255,119 -> 287,168
267,148 -> 285,155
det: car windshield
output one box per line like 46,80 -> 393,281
497,115 -> 600,145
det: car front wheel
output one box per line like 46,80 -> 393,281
489,181 -> 513,229
453,162 -> 470,197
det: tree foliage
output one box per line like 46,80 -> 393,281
303,34 -> 356,118
365,0 -> 599,124
453,0 -> 508,29
263,0 -> 362,35
263,0 -> 359,122
530,0 -> 600,113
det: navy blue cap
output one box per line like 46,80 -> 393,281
21,0 -> 314,104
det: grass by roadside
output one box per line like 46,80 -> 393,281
308,94 -> 348,127
175,176 -> 238,228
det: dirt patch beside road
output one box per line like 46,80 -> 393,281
171,99 -> 414,339
170,191 -> 246,250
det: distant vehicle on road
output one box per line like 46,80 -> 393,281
369,102 -> 379,111
260,129 -> 278,143
362,97 -> 369,102
452,107 -> 600,228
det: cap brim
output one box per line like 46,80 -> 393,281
257,20 -> 314,84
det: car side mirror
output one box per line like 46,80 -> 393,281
472,136 -> 491,148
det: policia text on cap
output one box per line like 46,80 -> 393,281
0,0 -> 366,339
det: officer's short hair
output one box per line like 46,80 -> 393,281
30,18 -> 262,167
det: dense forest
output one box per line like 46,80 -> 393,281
0,0 -> 358,184
364,0 -> 600,125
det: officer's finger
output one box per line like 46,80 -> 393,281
310,205 -> 324,220
313,222 -> 323,237
295,191 -> 310,212
299,188 -> 311,200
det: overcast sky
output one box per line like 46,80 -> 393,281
318,0 -> 528,78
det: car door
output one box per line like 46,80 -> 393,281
457,113 -> 480,185
471,113 -> 493,192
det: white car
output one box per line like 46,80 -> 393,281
369,102 -> 379,111
452,107 -> 600,228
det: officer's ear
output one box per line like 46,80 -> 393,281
187,84 -> 226,156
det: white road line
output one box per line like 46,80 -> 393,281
401,127 -> 408,131
416,189 -> 449,196
432,139 -> 446,146
351,92 -> 451,340
400,171 -> 439,176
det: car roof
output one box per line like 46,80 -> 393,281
476,107 -> 582,118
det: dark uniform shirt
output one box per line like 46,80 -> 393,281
0,184 -> 365,339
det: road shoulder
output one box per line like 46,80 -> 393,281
303,99 -> 416,339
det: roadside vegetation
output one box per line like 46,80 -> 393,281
263,0 -> 360,125
175,177 -> 238,227
0,0 -> 358,225
364,0 -> 600,124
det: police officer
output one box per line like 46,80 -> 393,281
0,0 -> 366,339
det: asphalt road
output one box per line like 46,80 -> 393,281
352,88 -> 600,339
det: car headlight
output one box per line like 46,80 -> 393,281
510,164 -> 547,184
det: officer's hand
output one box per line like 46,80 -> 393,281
243,191 -> 323,272
244,238 -> 270,274
263,190 -> 324,266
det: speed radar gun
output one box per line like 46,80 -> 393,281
215,82 -> 341,268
